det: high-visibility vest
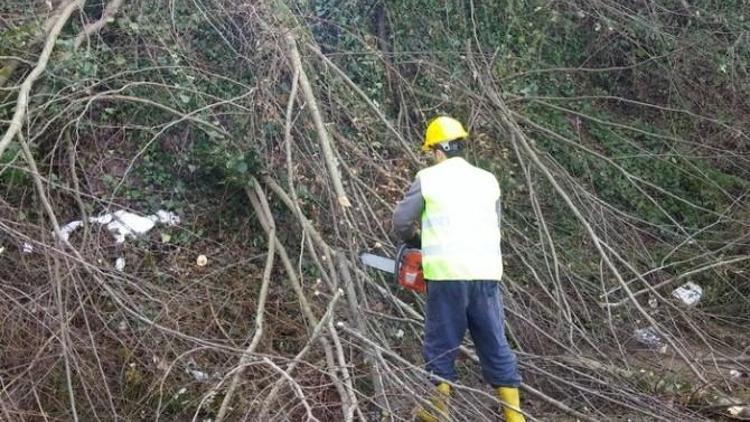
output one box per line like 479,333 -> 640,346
418,158 -> 503,281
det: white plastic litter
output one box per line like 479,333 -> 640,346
634,326 -> 663,349
22,242 -> 33,254
59,220 -> 84,242
154,209 -> 180,225
56,209 -> 179,271
729,406 -> 744,416
730,369 -> 749,384
95,210 -> 156,244
672,282 -> 703,307
187,369 -> 209,382
57,209 -> 180,244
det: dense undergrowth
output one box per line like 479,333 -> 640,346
1,1 -> 749,420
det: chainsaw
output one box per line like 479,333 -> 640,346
360,244 -> 426,293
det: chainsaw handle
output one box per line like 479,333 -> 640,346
394,244 -> 408,285
404,233 -> 421,249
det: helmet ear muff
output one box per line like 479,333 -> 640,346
437,140 -> 465,152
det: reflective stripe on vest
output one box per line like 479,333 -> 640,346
418,158 -> 503,281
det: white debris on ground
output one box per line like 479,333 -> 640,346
153,209 -> 181,225
59,220 -> 84,242
60,209 -> 180,244
728,405 -> 750,417
57,209 -> 180,271
672,282 -> 703,307
186,368 -> 210,382
115,257 -> 126,272
22,242 -> 33,254
634,326 -> 667,353
185,358 -> 210,382
730,369 -> 749,384
196,254 -> 208,267
173,387 -> 188,401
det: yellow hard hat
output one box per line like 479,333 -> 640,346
422,116 -> 468,151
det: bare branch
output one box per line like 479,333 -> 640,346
0,0 -> 84,159
285,31 -> 351,209
73,0 -> 124,50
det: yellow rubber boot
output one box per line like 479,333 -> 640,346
415,383 -> 451,422
496,387 -> 526,422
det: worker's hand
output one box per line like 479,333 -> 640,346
405,233 -> 421,249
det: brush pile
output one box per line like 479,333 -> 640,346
1,1 -> 749,420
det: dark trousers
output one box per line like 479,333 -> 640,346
423,280 -> 522,387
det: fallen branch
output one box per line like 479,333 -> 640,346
17,132 -> 80,420
284,31 -> 351,208
260,357 -> 321,422
0,0 -> 84,160
244,180 -> 352,419
214,181 -> 277,422
256,289 -> 345,419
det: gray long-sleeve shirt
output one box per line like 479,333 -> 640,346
392,178 -> 424,241
392,175 -> 503,242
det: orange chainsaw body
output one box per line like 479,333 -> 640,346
396,247 -> 426,293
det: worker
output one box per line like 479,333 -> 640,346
392,116 -> 525,422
